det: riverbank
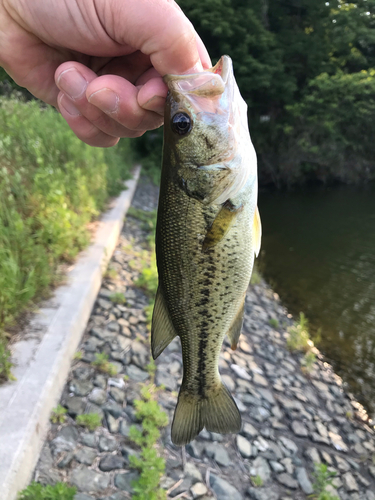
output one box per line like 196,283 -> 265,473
31,178 -> 375,500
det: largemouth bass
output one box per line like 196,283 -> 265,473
152,55 -> 261,445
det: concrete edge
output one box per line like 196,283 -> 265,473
0,165 -> 141,500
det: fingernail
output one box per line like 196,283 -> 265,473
59,94 -> 81,116
142,95 -> 165,115
57,69 -> 87,99
88,88 -> 119,114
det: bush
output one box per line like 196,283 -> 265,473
0,98 -> 133,378
18,482 -> 76,500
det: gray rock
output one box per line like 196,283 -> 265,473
98,434 -> 117,452
84,403 -> 104,420
97,298 -> 112,310
99,494 -> 128,500
102,400 -> 123,419
169,478 -> 193,497
69,379 -> 94,396
74,494 -> 95,500
35,445 -> 62,484
115,471 -> 140,492
65,396 -> 85,416
110,387 -> 126,404
73,366 -> 94,381
329,432 -> 348,452
247,487 -> 280,500
334,454 -> 351,472
93,373 -> 107,389
291,420 -> 308,437
209,474 -> 243,500
191,482 -> 208,498
80,433 -> 96,448
342,472 -> 359,492
236,435 -> 252,458
276,473 -> 298,489
253,373 -> 269,387
57,451 -> 74,468
99,454 -> 126,471
106,413 -> 120,433
119,420 -> 131,437
70,468 -> 110,493
305,447 -> 321,464
296,467 -> 313,494
89,387 -> 107,405
126,364 -> 149,382
249,456 -> 271,483
278,436 -> 298,455
205,443 -> 231,466
367,490 -> 375,500
186,441 -> 203,459
184,462 -> 203,483
74,446 -> 97,465
155,370 -> 177,391
121,445 -> 140,464
270,460 -> 284,473
222,374 -> 236,392
241,422 -> 259,439
257,388 -> 276,405
210,432 -> 224,442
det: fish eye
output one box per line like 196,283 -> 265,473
171,112 -> 192,136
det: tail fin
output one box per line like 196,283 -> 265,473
171,383 -> 241,446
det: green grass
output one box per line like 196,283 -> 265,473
76,413 -> 102,431
250,262 -> 261,285
91,352 -> 118,376
50,405 -> 67,425
301,350 -> 317,373
287,312 -> 312,352
0,97 -> 133,381
269,318 -> 279,328
18,482 -> 76,500
311,463 -> 339,500
0,340 -> 14,381
109,292 -> 126,304
250,475 -> 263,487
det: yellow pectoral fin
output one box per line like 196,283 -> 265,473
253,206 -> 262,257
226,297 -> 245,351
151,286 -> 177,359
202,200 -> 243,251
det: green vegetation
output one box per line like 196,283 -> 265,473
73,351 -> 83,361
311,463 -> 339,500
129,377 -> 169,500
250,475 -> 264,487
250,263 -> 261,285
75,412 -> 102,431
301,350 -> 317,373
50,405 -> 67,425
0,341 -> 14,381
0,97 -> 132,381
18,482 -> 76,500
269,318 -> 279,329
91,352 -> 118,376
104,266 -> 118,280
109,292 -> 126,304
287,312 -> 311,352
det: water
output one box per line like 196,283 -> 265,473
258,184 -> 375,415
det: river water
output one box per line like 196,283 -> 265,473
258,184 -> 375,416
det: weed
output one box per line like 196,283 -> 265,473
104,267 -> 118,280
73,351 -> 82,360
18,481 -> 76,500
129,383 -> 168,500
269,318 -> 279,328
250,263 -> 261,285
301,350 -> 316,373
50,405 -> 67,424
287,312 -> 312,352
0,339 -> 14,381
346,410 -> 353,420
109,292 -> 126,304
250,475 -> 263,487
91,352 -> 118,376
76,413 -> 102,431
311,463 -> 339,500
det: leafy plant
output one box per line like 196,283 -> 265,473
269,318 -> 279,329
301,351 -> 317,373
50,405 -> 67,424
109,292 -> 126,304
104,266 -> 118,280
18,481 -> 76,500
250,475 -> 263,487
287,312 -> 312,352
310,463 -> 339,500
0,339 -> 13,381
91,352 -> 118,376
73,351 -> 82,360
76,413 -> 102,431
129,383 -> 168,500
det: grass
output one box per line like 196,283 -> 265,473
301,350 -> 317,373
76,413 -> 102,431
18,482 -> 76,500
0,97 -> 133,382
104,266 -> 118,280
0,340 -> 14,381
109,292 -> 126,304
128,367 -> 168,500
287,312 -> 312,352
73,351 -> 82,360
250,475 -> 264,487
91,352 -> 118,376
50,405 -> 67,424
311,463 -> 339,500
269,318 -> 279,328
250,262 -> 261,285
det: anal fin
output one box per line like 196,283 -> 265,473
151,286 -> 177,359
202,200 -> 243,251
226,297 -> 245,351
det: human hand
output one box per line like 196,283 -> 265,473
0,0 -> 210,146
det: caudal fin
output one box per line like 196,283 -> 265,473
171,383 -> 241,446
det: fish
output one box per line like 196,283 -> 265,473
151,55 -> 261,446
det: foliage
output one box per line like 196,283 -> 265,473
129,382 -> 168,500
91,352 -> 118,376
18,482 -> 76,500
250,263 -> 261,285
250,475 -> 264,487
50,405 -> 67,424
73,351 -> 83,360
301,351 -> 317,373
109,292 -> 126,304
0,98 -> 133,381
269,318 -> 279,329
311,463 -> 339,500
287,312 -> 311,352
0,340 -> 14,381
75,413 -> 102,431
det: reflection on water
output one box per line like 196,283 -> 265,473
258,184 -> 375,415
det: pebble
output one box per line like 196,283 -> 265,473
74,447 -> 97,465
249,456 -> 271,482
296,467 -> 314,494
99,454 -> 126,471
114,471 -> 140,492
342,472 -> 359,492
209,474 -> 243,500
89,388 -> 107,405
204,443 -> 231,466
276,473 -> 298,489
236,435 -> 252,458
125,364 -> 149,382
70,468 -> 110,493
291,420 -> 308,437
247,487 -> 280,500
190,482 -> 208,498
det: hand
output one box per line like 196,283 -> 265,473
0,0 -> 210,146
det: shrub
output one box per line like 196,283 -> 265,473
18,481 -> 76,500
75,413 -> 102,431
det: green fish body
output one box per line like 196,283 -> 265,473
152,56 -> 261,445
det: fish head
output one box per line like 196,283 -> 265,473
163,55 -> 257,205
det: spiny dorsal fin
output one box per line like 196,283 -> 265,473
253,206 -> 262,257
151,287 -> 177,359
226,297 -> 245,351
203,200 -> 243,251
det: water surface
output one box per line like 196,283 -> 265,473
258,184 -> 375,415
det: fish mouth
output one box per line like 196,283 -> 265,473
163,55 -> 234,101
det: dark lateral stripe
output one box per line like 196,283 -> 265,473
197,329 -> 208,398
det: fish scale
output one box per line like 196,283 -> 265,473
151,55 -> 261,445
